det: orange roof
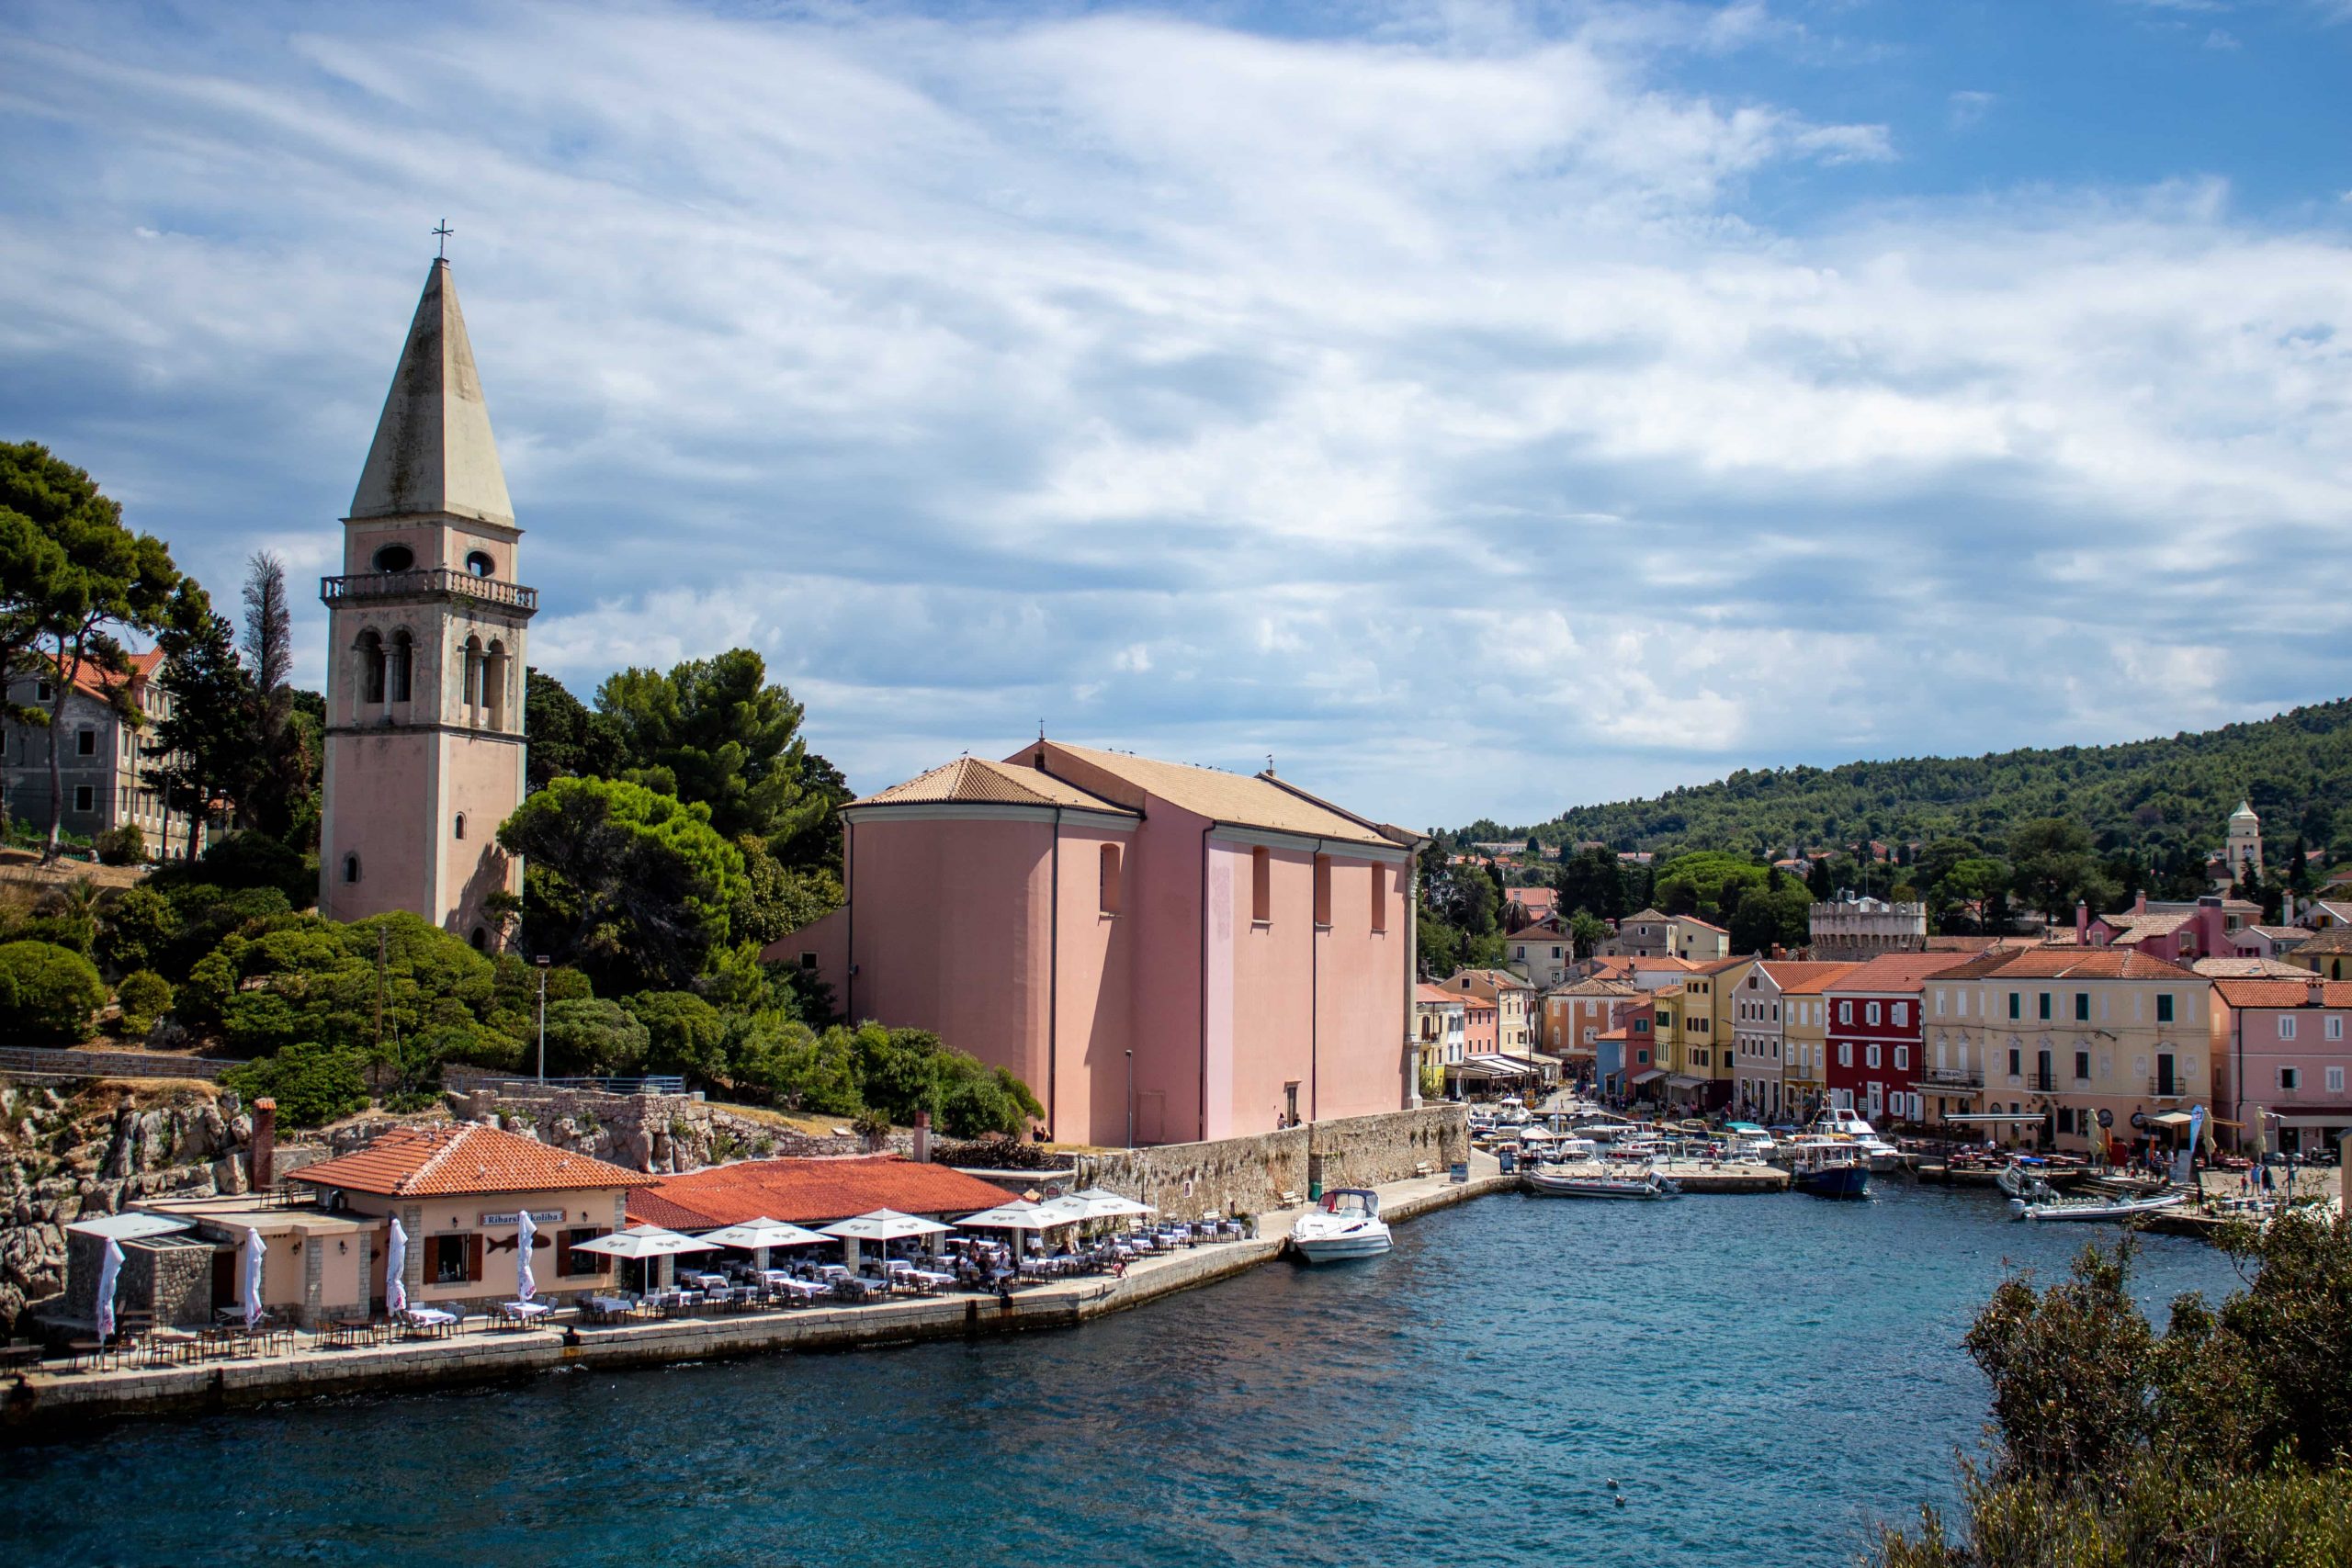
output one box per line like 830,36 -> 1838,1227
289,1122 -> 654,1199
1416,983 -> 1464,1005
1971,948 -> 2200,981
1592,955 -> 1696,977
1021,740 -> 1398,849
1825,951 -> 1978,996
629,1155 -> 1018,1229
48,647 -> 164,704
1692,955 -> 1752,975
2212,978 -> 2352,1009
1758,960 -> 1860,994
851,755 -> 1137,815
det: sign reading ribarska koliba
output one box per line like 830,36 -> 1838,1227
480,1210 -> 566,1226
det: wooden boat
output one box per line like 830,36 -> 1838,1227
1791,1142 -> 1870,1199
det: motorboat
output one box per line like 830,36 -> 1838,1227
2013,1190 -> 2189,1224
1807,1108 -> 1903,1173
1549,1136 -> 1600,1163
1996,1157 -> 2056,1201
1724,1122 -> 1779,1162
1525,1168 -> 1681,1200
1791,1142 -> 1871,1199
1288,1189 -> 1393,1261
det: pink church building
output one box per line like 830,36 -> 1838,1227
767,741 -> 1424,1146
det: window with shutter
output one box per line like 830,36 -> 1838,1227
466,1233 -> 483,1281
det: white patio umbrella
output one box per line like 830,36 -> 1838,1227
1049,1188 -> 1158,1221
383,1217 -> 409,1315
956,1201 -> 1077,1265
697,1217 -> 832,1272
569,1224 -> 721,1296
242,1227 -> 266,1328
515,1208 -> 537,1303
820,1209 -> 951,1272
95,1236 -> 125,1346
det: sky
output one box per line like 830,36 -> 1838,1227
1,0 -> 2347,832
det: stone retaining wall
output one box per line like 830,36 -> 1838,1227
0,1047 -> 238,1082
443,1080 -> 908,1173
1075,1105 -> 1469,1221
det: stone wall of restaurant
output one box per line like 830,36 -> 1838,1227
1073,1105 -> 1470,1224
443,1076 -> 917,1173
57,1231 -> 217,1330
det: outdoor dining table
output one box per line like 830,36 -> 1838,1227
320,1318 -> 379,1350
677,1271 -> 728,1291
774,1277 -> 830,1303
584,1294 -> 639,1322
496,1300 -> 555,1328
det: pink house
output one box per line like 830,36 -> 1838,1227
768,741 -> 1422,1146
2211,976 -> 2352,1156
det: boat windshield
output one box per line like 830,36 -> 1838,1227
1321,1190 -> 1380,1217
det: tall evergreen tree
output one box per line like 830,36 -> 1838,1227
144,581 -> 254,860
237,551 -> 311,838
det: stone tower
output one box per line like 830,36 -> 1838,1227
2227,799 -> 2263,878
317,258 -> 536,948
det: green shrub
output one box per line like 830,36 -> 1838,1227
221,1040 -> 369,1128
188,830 -> 311,902
114,969 -> 174,1037
0,941 -> 107,1045
541,998 -> 650,1077
96,885 -> 176,976
625,989 -> 728,1079
93,824 -> 148,865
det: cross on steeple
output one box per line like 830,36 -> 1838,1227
432,219 -> 454,259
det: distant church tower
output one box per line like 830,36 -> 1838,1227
317,258 -> 536,948
2227,799 -> 2263,878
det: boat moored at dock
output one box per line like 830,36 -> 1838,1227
1288,1189 -> 1394,1261
1791,1142 -> 1871,1200
1523,1168 -> 1682,1200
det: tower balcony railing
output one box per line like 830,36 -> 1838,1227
321,568 -> 537,613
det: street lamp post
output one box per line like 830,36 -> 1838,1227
1125,1050 -> 1134,1150
535,955 -> 551,1083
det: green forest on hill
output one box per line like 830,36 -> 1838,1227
1454,699 -> 2352,869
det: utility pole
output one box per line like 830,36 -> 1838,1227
536,955 -> 551,1083
374,927 -> 388,1055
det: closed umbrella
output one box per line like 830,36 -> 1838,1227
515,1208 -> 537,1303
95,1237 -> 125,1346
384,1217 -> 409,1315
242,1227 -> 266,1329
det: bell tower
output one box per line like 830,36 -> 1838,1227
317,257 -> 535,948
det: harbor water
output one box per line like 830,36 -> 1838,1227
18,1179 -> 2239,1567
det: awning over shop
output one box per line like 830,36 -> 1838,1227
1464,1054 -> 1536,1077
1449,1056 -> 1529,1081
2150,1111 -> 2195,1129
1665,1075 -> 1707,1091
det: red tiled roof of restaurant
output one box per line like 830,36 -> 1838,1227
2211,978 -> 2352,1010
1825,951 -> 1977,996
1970,947 -> 2200,981
289,1122 -> 654,1198
628,1155 -> 1017,1229
1758,961 -> 1860,994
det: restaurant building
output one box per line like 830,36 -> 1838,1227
288,1122 -> 654,1315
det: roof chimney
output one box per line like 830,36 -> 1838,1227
912,1110 -> 932,1164
2311,978 -> 2328,1009
250,1098 -> 277,1190
2075,901 -> 2089,944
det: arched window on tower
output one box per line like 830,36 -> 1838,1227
461,635 -> 483,708
484,639 -> 510,728
355,630 -> 386,706
343,853 -> 361,885
388,629 -> 413,704
454,812 -> 467,840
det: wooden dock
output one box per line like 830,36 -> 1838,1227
1522,1160 -> 1789,1194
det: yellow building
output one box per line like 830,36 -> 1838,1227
2290,929 -> 2352,982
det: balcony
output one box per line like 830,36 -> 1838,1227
1917,1067 -> 1983,1089
322,568 -> 537,613
2150,1077 -> 2184,1100
2025,1071 -> 2057,1092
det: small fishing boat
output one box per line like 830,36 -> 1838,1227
2012,1190 -> 2189,1224
1289,1188 -> 1393,1261
1806,1109 -> 1904,1172
1791,1142 -> 1871,1199
1525,1168 -> 1681,1200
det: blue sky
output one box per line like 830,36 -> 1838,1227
1,0 -> 2347,830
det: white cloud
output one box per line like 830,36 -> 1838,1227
0,0 -> 2345,830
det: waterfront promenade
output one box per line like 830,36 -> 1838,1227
5,1156 -> 1511,1436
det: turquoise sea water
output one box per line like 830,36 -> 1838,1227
17,1180 -> 2240,1568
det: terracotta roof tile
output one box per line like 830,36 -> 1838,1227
1971,948 -> 2200,981
2211,978 -> 2352,1010
290,1122 -> 654,1199
2193,957 -> 2311,978
628,1155 -> 1017,1228
852,756 -> 1136,814
1825,952 -> 1980,996
1757,961 -> 1861,994
1019,741 -> 1397,848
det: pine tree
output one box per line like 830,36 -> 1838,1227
144,581 -> 254,860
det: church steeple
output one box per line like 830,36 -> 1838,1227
348,259 -> 514,527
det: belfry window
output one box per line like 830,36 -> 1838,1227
356,630 -> 386,705
484,639 -> 510,727
373,543 -> 414,572
388,630 -> 413,703
462,636 -> 484,707
465,549 -> 495,578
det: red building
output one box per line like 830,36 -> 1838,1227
1824,952 -> 1973,1125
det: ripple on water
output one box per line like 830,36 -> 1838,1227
17,1184 -> 2237,1568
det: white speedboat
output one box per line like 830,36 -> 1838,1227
1807,1109 -> 1903,1172
1289,1189 -> 1393,1262
2015,1190 -> 2189,1224
1525,1168 -> 1680,1200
